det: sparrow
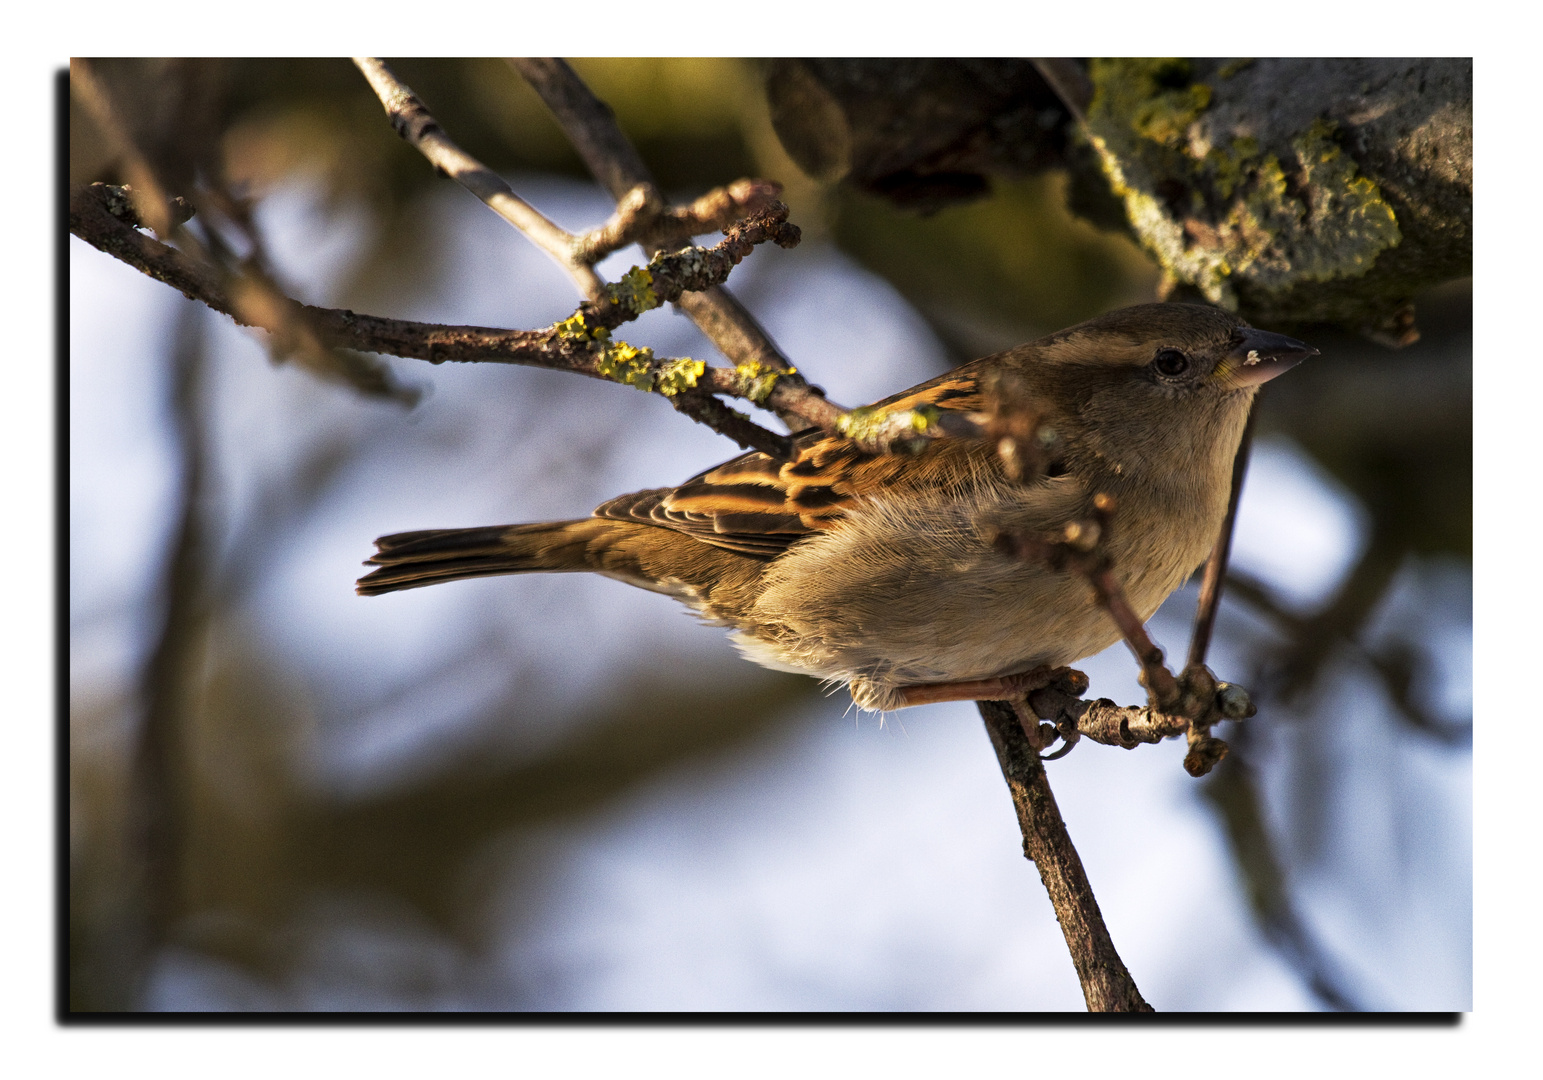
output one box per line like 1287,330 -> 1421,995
357,303 -> 1315,711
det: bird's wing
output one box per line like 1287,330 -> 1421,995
594,361 -> 992,558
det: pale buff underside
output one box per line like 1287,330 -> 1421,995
705,468 -> 1227,712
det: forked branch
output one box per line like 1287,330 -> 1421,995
353,57 -> 602,300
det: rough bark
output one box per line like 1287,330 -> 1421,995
763,58 -> 1472,338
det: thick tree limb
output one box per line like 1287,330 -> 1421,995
763,58 -> 1470,336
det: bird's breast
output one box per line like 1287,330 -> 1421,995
737,461 -> 1225,691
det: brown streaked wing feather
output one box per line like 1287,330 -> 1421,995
595,484 -> 794,558
594,364 -> 990,557
867,363 -> 986,414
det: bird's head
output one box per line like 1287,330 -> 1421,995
1011,303 -> 1317,486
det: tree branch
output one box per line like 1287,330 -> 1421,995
979,699 -> 1153,1011
507,57 -> 810,394
1026,675 -> 1254,762
353,57 -> 603,301
75,182 -> 969,456
69,58 -> 180,238
361,56 -> 818,413
352,58 -> 976,452
571,178 -> 785,265
75,60 -> 415,403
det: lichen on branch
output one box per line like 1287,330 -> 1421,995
1086,59 -> 1402,320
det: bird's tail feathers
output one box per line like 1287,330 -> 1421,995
356,521 -> 602,596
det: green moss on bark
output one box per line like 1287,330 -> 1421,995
1087,59 -> 1402,319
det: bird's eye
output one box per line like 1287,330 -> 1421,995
1153,348 -> 1191,378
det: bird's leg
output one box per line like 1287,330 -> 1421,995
896,666 -> 1070,707
1010,697 -> 1063,753
898,667 -> 1091,756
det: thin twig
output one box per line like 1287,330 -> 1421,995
507,58 -> 805,383
1028,677 -> 1254,751
505,57 -> 653,200
667,179 -> 788,240
979,700 -> 1153,1011
78,67 -> 416,404
353,57 -> 604,300
575,202 -> 803,336
76,61 -> 412,403
353,59 -> 907,446
570,182 -> 666,265
1029,687 -> 1185,747
571,178 -> 784,265
669,394 -> 791,459
1030,59 -> 1093,126
1188,404 -> 1255,669
77,182 -> 414,402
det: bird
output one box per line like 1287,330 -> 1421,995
357,303 -> 1315,712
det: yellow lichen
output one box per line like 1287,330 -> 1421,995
557,301 -> 704,398
1133,82 -> 1211,147
835,404 -> 941,453
904,405 -> 942,433
656,356 -> 705,397
1205,135 -> 1259,200
733,359 -> 795,404
605,266 -> 659,314
557,311 -> 601,341
835,406 -> 883,441
593,338 -> 657,392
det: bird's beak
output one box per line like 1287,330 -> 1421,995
1214,327 -> 1319,389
